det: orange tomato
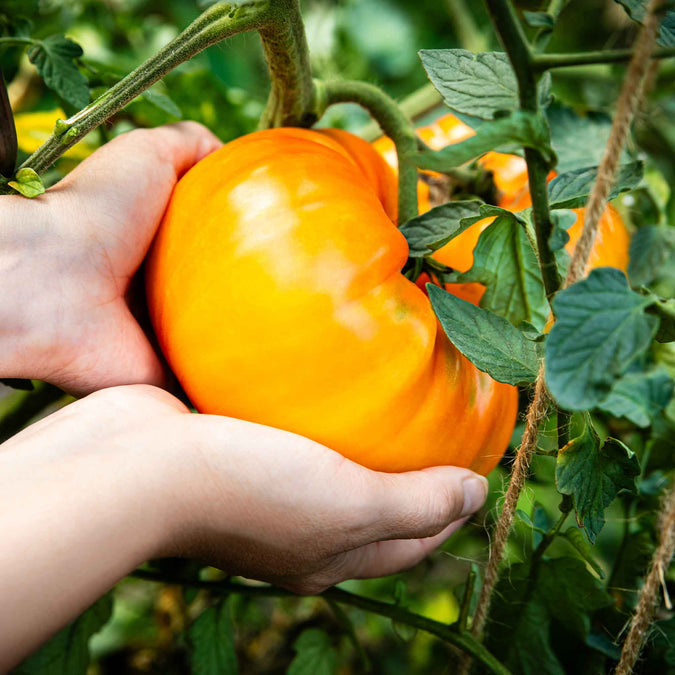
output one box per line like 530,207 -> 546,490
374,112 -> 630,304
146,127 -> 517,475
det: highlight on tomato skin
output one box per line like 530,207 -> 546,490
145,125 -> 518,476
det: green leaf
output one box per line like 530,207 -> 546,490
598,368 -> 674,426
188,601 -> 238,675
140,88 -> 182,118
427,284 -> 540,385
547,103 -> 630,173
288,629 -> 337,675
549,209 -> 578,251
14,595 -> 112,675
523,11 -> 555,28
487,558 -> 613,674
556,423 -> 640,543
415,111 -> 555,172
27,35 -> 89,109
400,200 -> 482,257
648,298 -> 675,343
8,167 -> 45,198
545,268 -> 659,410
548,161 -> 643,209
628,225 -> 675,287
456,212 -> 549,330
562,527 -> 605,578
419,49 -> 551,120
614,0 -> 675,47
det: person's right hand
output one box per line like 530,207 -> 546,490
0,384 -> 488,669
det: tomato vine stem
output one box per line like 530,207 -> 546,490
533,45 -> 675,70
130,568 -> 513,675
321,79 -> 419,224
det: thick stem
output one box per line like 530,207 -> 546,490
322,80 -> 419,224
484,0 -> 561,301
3,1 -> 271,183
130,569 -> 512,675
534,45 -> 675,70
258,0 -> 316,128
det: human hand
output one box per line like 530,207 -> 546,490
0,384 -> 487,668
0,122 -> 221,395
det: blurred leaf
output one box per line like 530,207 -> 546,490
524,11 -> 555,29
598,368 -> 674,426
288,629 -> 337,675
27,35 -> 89,109
8,167 -> 45,197
549,209 -> 578,251
428,284 -> 540,384
140,88 -> 182,118
563,527 -> 605,578
628,225 -> 675,287
614,0 -> 675,47
556,422 -> 640,543
548,161 -> 643,209
419,50 -> 551,120
487,558 -> 612,673
14,594 -> 112,675
416,111 -> 555,171
188,601 -> 238,675
648,298 -> 675,343
400,200 -> 481,256
455,212 -> 549,330
546,268 -> 658,409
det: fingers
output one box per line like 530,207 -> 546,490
346,465 -> 488,546
57,121 -> 222,194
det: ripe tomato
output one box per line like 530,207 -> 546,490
146,127 -> 517,475
374,112 -> 630,304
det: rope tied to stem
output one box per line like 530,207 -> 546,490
461,1 -> 664,671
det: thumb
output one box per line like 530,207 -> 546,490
352,465 -> 488,545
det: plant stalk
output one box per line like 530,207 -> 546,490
534,45 -> 675,70
322,79 -> 419,224
130,569 -> 512,675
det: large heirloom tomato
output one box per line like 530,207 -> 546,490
146,127 -> 518,475
374,113 -> 631,305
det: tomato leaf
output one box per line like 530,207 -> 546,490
647,298 -> 675,343
455,212 -> 549,331
548,161 -> 643,209
8,167 -> 45,198
547,103 -> 631,173
598,368 -> 674,426
628,225 -> 675,288
428,284 -> 540,385
400,200 -> 482,257
545,268 -> 659,410
27,35 -> 89,109
556,423 -> 640,543
614,0 -> 675,47
415,111 -> 555,171
523,11 -> 555,29
13,594 -> 112,675
549,209 -> 577,251
419,49 -> 551,120
288,629 -> 337,675
140,88 -> 182,118
562,527 -> 606,578
188,600 -> 238,675
487,558 -> 613,673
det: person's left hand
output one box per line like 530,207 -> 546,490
0,122 -> 221,395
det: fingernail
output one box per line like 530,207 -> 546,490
461,475 -> 488,517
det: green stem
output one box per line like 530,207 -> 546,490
445,0 -> 490,53
531,503 -> 570,570
0,37 -> 35,48
258,0 -> 316,128
534,45 -> 675,70
130,569 -> 512,675
322,80 -> 419,224
484,0 -> 562,302
2,1 -> 272,184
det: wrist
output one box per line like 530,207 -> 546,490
0,196 -> 63,381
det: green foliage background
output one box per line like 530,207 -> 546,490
2,0 -> 675,673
